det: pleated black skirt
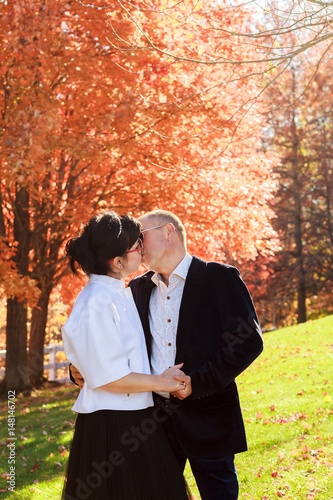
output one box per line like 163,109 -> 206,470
62,407 -> 189,500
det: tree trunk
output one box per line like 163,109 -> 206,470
323,160 -> 333,246
0,186 -> 31,397
290,83 -> 306,325
0,298 -> 31,396
294,180 -> 306,323
28,287 -> 52,386
296,275 -> 306,323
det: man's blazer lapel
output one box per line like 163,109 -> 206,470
175,256 -> 207,364
130,273 -> 155,359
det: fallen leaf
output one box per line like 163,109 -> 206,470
302,422 -> 311,429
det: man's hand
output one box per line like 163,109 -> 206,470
71,364 -> 85,389
172,374 -> 192,400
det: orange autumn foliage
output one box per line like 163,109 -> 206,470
0,0 -> 277,304
0,0 -> 278,389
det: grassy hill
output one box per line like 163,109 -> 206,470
1,315 -> 332,499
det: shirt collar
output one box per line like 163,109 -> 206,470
151,253 -> 192,286
89,274 -> 126,290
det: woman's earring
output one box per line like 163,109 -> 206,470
120,264 -> 123,269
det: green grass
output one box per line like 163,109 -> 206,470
1,315 -> 332,499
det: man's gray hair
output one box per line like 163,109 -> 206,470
140,210 -> 186,245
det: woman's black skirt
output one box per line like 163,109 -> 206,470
62,407 -> 189,500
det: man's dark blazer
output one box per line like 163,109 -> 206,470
129,256 -> 263,459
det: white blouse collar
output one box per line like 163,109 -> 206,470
88,274 -> 125,290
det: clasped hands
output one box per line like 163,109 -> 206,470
169,366 -> 192,400
171,376 -> 192,399
70,364 -> 192,400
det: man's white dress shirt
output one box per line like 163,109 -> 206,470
62,274 -> 153,413
149,253 -> 192,397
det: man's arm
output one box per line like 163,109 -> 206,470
178,265 -> 263,400
69,363 -> 84,388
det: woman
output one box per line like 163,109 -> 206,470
61,211 -> 188,500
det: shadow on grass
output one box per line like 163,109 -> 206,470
0,384 -> 78,499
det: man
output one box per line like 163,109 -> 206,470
72,209 -> 263,500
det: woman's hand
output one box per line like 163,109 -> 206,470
158,363 -> 190,393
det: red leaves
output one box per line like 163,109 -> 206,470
1,0 -> 279,317
30,464 -> 39,473
250,409 -> 315,427
59,445 -> 68,457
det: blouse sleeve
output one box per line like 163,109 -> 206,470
62,289 -> 131,390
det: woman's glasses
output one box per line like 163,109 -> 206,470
108,238 -> 143,264
124,238 -> 143,255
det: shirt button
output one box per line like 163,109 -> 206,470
167,319 -> 171,323
168,343 -> 172,346
167,296 -> 170,300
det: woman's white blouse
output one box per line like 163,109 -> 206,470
62,274 -> 153,413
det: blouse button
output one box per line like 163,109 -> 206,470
167,296 -> 170,300
168,343 -> 172,346
167,319 -> 171,323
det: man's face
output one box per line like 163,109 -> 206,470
139,217 -> 166,272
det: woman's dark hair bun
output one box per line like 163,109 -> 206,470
65,210 -> 140,276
